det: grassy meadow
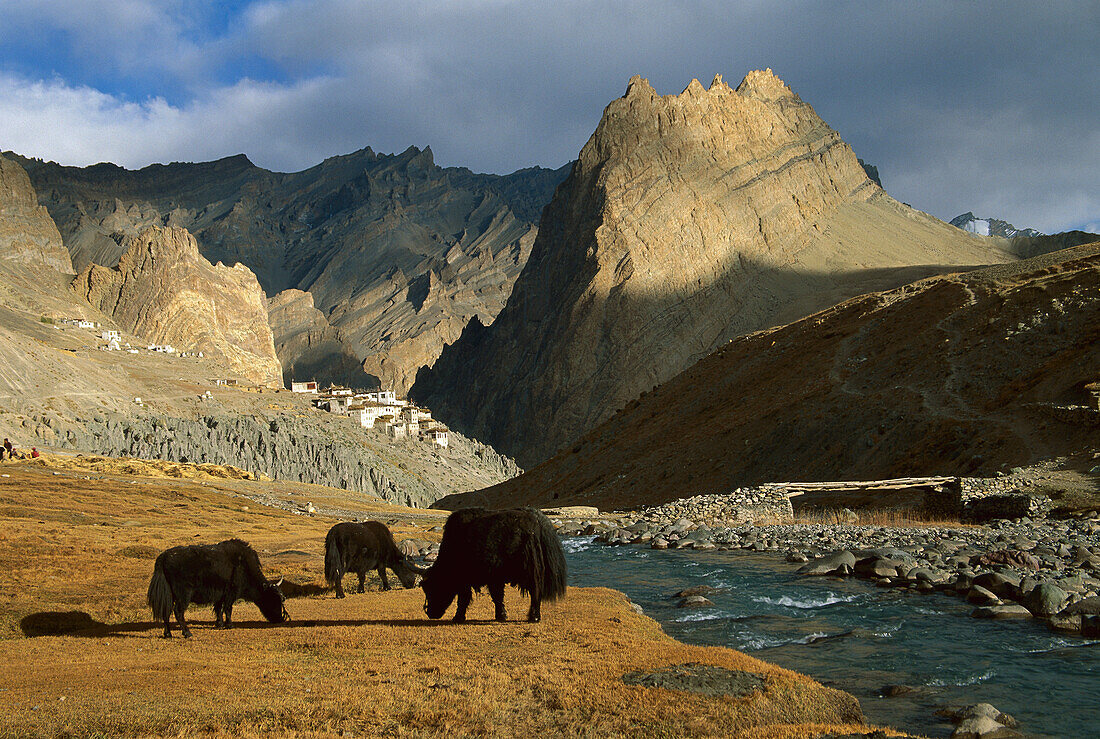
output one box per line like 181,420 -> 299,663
0,455 -> 883,738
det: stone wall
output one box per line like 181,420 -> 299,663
629,486 -> 794,525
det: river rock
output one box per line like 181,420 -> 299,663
972,572 -> 1020,599
965,585 -> 1001,606
973,549 -> 1040,571
674,585 -> 719,598
797,550 -> 856,576
970,604 -> 1031,619
677,595 -> 714,608
856,557 -> 902,578
1023,582 -> 1068,616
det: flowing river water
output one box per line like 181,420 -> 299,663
564,536 -> 1100,738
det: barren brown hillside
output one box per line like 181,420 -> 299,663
439,241 -> 1100,511
0,458 -> 873,738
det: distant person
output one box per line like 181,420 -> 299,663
1,438 -> 11,460
30,447 -> 39,458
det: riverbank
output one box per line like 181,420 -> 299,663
554,505 -> 1100,637
0,460 -> 879,738
565,537 -> 1098,739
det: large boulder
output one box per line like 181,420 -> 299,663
1023,582 -> 1068,617
797,550 -> 857,576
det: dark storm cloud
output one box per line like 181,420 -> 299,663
0,1 -> 1095,232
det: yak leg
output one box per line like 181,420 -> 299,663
334,571 -> 346,598
378,566 -> 391,591
453,587 -> 473,623
489,582 -> 507,622
173,594 -> 193,638
214,602 -> 224,628
223,600 -> 234,628
160,611 -> 172,639
356,570 -> 366,594
527,595 -> 542,623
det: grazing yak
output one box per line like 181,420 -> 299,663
324,521 -> 422,597
147,539 -> 287,638
421,507 -> 567,623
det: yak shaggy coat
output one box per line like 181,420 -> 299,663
421,507 -> 567,623
324,521 -> 420,597
147,538 -> 286,638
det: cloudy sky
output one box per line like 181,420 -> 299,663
0,1 -> 1096,233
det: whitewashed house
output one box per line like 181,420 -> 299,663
353,402 -> 402,429
428,429 -> 449,448
101,329 -> 120,342
291,380 -> 319,393
380,416 -> 407,439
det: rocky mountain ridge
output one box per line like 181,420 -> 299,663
437,241 -> 1100,511
951,211 -> 1043,239
413,70 -> 1016,467
11,147 -> 569,393
71,224 -> 283,386
0,155 -> 520,507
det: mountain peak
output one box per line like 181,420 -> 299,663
623,74 -> 656,99
414,70 -> 1014,467
735,67 -> 794,100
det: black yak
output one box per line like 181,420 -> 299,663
420,507 -> 567,623
147,539 -> 287,638
324,521 -> 421,597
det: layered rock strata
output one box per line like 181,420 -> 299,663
0,154 -> 74,274
0,154 -> 77,314
71,225 -> 282,386
14,148 -> 568,393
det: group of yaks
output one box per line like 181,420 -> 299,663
147,507 -> 568,638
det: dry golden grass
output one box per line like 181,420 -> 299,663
24,453 -> 264,480
791,508 -> 976,528
0,458 -> 891,738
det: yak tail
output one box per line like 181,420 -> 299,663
527,509 -> 568,602
147,562 -> 173,622
324,529 -> 342,584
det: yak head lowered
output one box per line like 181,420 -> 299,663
420,566 -> 456,619
257,578 -> 289,623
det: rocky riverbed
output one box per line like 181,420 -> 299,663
554,504 -> 1100,638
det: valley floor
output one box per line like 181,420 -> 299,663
0,458 -> 877,738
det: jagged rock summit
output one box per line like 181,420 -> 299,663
413,70 -> 1016,467
72,225 -> 283,386
950,211 -> 1043,239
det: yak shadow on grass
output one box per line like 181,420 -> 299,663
19,611 -> 498,638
